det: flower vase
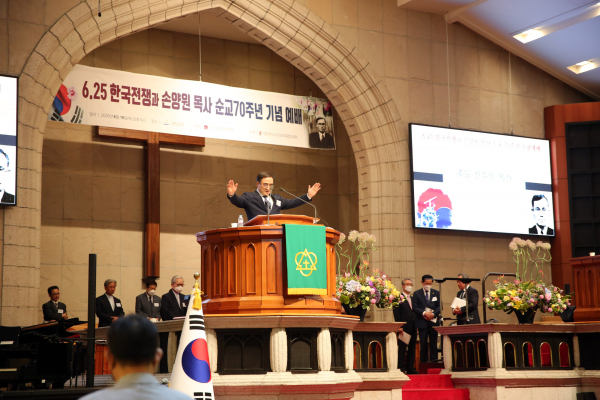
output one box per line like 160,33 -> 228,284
342,303 -> 367,322
514,309 -> 536,324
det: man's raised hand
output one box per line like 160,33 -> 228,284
227,180 -> 238,197
308,182 -> 321,198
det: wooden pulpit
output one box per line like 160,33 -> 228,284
195,215 -> 342,315
571,255 -> 600,321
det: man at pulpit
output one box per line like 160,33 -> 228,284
226,171 -> 322,221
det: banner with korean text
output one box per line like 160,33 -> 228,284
48,65 -> 335,150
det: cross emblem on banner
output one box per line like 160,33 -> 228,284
194,392 -> 212,400
97,126 -> 205,280
295,248 -> 317,277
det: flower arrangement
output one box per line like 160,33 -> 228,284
335,230 -> 377,276
334,231 -> 404,311
484,238 -> 570,317
336,269 -> 406,311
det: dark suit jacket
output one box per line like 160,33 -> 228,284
135,293 -> 161,319
160,290 -> 189,321
309,132 -> 335,149
1,191 -> 14,204
42,300 -> 67,322
95,294 -> 125,327
455,286 -> 481,324
412,288 -> 441,330
529,225 -> 554,235
392,295 -> 415,333
227,190 -> 312,222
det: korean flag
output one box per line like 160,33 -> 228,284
170,280 -> 214,400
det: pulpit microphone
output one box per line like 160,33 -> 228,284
279,187 -> 328,226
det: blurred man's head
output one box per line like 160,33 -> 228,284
48,286 -> 60,302
171,275 -> 184,293
457,273 -> 469,290
145,280 -> 157,296
256,171 -> 274,197
402,278 -> 413,294
104,279 -> 117,296
316,117 -> 326,134
421,274 -> 434,288
107,315 -> 162,381
531,194 -> 550,228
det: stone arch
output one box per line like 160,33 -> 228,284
10,0 -> 408,324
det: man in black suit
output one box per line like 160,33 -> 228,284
528,194 -> 554,235
452,273 -> 481,325
412,274 -> 441,363
393,278 -> 418,374
96,279 -> 125,327
227,171 -> 322,222
42,285 -> 68,322
160,275 -> 189,321
135,280 -> 161,320
0,148 -> 15,204
309,117 -> 335,149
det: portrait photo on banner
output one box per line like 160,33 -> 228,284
296,96 -> 335,150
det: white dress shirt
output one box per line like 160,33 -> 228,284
105,293 -> 115,311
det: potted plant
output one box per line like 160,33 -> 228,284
335,231 -> 405,321
484,238 -> 571,324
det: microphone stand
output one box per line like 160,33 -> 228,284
279,187 -> 328,225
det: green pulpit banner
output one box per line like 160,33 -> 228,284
284,224 -> 327,295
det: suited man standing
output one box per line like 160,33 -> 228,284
227,172 -> 321,222
160,275 -> 189,321
453,273 -> 481,325
135,280 -> 161,320
96,279 -> 125,328
393,278 -> 418,374
412,274 -> 441,363
42,286 -> 68,322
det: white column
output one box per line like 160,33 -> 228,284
488,332 -> 503,369
442,335 -> 452,370
206,328 -> 218,373
573,334 -> 580,368
270,327 -> 288,372
317,328 -> 332,371
386,332 -> 398,371
345,330 -> 354,370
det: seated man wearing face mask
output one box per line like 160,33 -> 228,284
160,275 -> 189,321
135,280 -> 161,321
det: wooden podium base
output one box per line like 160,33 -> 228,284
196,215 -> 342,315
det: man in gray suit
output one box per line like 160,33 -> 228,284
135,280 -> 161,320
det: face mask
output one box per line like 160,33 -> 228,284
404,286 -> 413,293
423,285 -> 432,291
147,290 -> 156,296
173,286 -> 183,293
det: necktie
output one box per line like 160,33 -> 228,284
263,196 -> 271,211
461,290 -> 466,299
425,290 -> 429,302
406,295 -> 412,309
148,294 -> 152,303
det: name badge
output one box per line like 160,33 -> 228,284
432,297 -> 438,302
58,309 -> 64,313
276,200 -> 281,207
154,302 -> 159,307
116,303 -> 122,307
183,303 -> 187,307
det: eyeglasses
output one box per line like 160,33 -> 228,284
261,183 -> 274,188
532,207 -> 547,212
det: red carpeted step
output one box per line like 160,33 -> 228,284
403,388 -> 470,400
403,374 -> 455,389
427,368 -> 442,374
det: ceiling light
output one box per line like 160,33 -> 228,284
567,59 -> 599,74
513,29 -> 544,44
511,1 -> 600,44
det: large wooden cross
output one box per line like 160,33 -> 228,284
97,126 -> 205,280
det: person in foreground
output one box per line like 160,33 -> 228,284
227,171 -> 322,221
452,273 -> 481,325
412,274 -> 441,363
80,315 -> 192,400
